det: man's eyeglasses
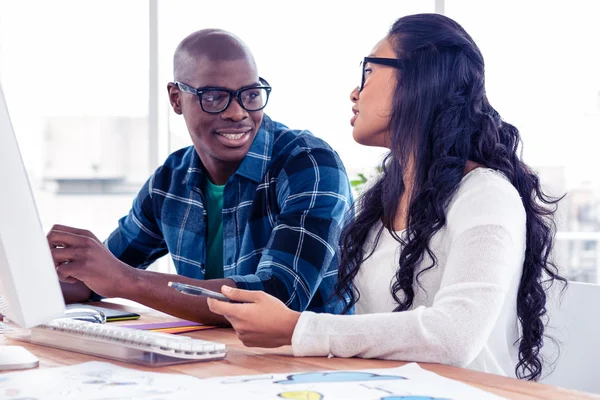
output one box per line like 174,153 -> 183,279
360,57 -> 404,91
175,78 -> 272,114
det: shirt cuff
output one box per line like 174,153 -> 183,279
291,311 -> 331,357
229,274 -> 265,291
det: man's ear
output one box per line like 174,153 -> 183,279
167,82 -> 183,115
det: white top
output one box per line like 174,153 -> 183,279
292,168 -> 527,377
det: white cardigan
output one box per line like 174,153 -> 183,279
292,168 -> 526,377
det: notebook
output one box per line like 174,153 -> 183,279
65,303 -> 141,322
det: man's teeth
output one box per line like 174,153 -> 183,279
219,132 -> 247,140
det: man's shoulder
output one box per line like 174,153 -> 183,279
266,117 -> 340,164
164,145 -> 194,163
151,146 -> 195,189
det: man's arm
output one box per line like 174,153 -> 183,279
55,173 -> 169,304
49,225 -> 233,325
229,147 -> 352,312
122,268 -> 235,326
49,160 -> 236,323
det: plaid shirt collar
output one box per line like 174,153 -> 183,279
184,115 -> 275,190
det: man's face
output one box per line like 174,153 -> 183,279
169,57 -> 264,167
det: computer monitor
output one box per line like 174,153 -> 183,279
0,84 -> 66,369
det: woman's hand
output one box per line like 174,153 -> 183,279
207,286 -> 301,348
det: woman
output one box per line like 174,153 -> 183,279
208,13 -> 565,381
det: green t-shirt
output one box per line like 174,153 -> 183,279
204,178 -> 225,280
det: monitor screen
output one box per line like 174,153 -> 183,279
0,85 -> 65,328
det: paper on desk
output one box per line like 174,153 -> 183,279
0,361 -> 507,400
197,362 -> 508,400
0,361 -> 205,399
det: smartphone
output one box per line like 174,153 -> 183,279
168,282 -> 240,303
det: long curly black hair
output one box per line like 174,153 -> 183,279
334,13 -> 566,381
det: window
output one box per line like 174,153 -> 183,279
4,1 -> 594,283
0,1 -> 150,242
446,0 -> 600,282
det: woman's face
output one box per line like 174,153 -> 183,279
350,37 -> 398,149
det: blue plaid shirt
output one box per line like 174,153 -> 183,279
106,115 -> 352,313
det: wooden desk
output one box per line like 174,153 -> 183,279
2,301 -> 598,400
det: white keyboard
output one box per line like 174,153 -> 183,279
16,319 -> 226,366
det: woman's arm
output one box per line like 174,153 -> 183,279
292,224 -> 522,366
209,173 -> 526,367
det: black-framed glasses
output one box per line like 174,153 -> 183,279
175,78 -> 272,114
360,57 -> 404,91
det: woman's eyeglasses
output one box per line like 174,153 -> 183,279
359,57 -> 404,91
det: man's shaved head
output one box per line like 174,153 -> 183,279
173,29 -> 256,82
167,29 -> 265,185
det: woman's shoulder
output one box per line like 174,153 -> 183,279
460,167 -> 517,193
447,168 -> 526,234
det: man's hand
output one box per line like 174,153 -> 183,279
47,224 -> 134,298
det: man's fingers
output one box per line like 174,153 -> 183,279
51,247 -> 80,264
221,286 -> 263,303
49,225 -> 96,239
59,276 -> 79,284
55,262 -> 83,282
47,229 -> 92,248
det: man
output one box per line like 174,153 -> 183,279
48,29 -> 352,325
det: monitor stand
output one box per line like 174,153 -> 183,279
0,345 -> 39,370
0,295 -> 39,370
0,306 -> 105,371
